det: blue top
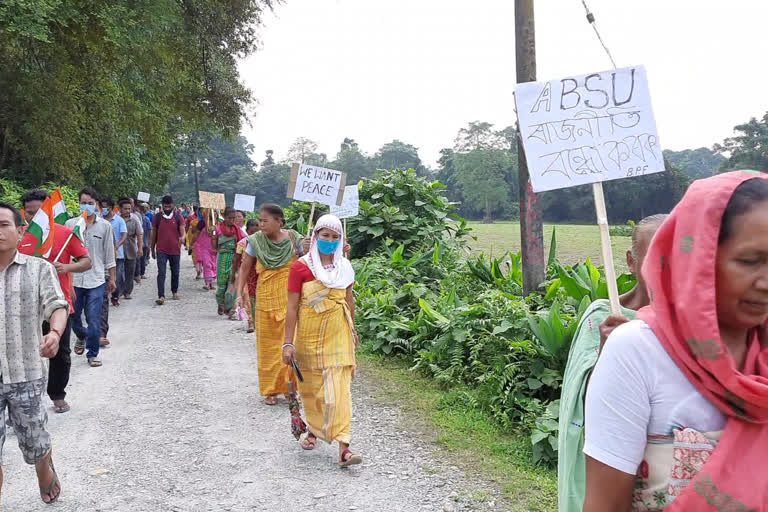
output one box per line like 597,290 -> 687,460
142,215 -> 152,245
146,211 -> 154,222
109,215 -> 127,259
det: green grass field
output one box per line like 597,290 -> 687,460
467,221 -> 633,273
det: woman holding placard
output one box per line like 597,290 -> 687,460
281,214 -> 361,467
236,203 -> 304,406
193,208 -> 217,291
583,172 -> 768,511
213,207 -> 244,318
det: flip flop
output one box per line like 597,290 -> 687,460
301,434 -> 317,451
264,396 -> 278,406
39,453 -> 61,504
74,340 -> 85,356
53,400 -> 70,414
87,358 -> 103,368
339,448 -> 362,467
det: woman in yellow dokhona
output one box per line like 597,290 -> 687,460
282,214 -> 362,467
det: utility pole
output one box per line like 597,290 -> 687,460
193,159 -> 201,205
515,0 -> 545,294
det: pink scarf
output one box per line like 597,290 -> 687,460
638,171 -> 768,510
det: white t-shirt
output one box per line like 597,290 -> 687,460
584,319 -> 726,475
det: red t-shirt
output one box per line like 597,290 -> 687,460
287,260 -> 354,293
153,212 -> 183,255
19,224 -> 89,312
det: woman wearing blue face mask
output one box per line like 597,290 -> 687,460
282,214 -> 361,467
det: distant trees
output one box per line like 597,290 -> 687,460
167,111 -> 768,224
714,112 -> 768,171
663,148 -> 725,179
0,0 -> 277,197
436,122 -> 519,222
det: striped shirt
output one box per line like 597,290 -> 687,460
0,252 -> 68,383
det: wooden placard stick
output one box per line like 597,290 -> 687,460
307,202 -> 316,237
592,182 -> 621,315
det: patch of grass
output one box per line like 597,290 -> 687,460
467,221 -> 632,273
358,353 -> 557,512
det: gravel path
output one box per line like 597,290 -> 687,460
2,257 -> 501,511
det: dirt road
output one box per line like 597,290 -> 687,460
2,258 -> 500,511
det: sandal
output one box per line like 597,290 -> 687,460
339,448 -> 362,467
87,358 -> 103,368
53,400 -> 70,414
99,337 -> 110,347
74,339 -> 85,356
264,395 -> 278,406
301,433 -> 317,451
38,453 -> 61,504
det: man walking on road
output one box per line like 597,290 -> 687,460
118,198 -> 142,301
18,190 -> 92,414
102,197 -> 126,307
67,189 -> 116,367
138,203 -> 152,280
0,201 -> 68,504
129,198 -> 144,286
150,195 -> 185,305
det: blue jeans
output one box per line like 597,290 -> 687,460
156,253 -> 180,298
111,259 -> 125,301
72,284 -> 106,359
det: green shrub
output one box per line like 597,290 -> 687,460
0,178 -> 80,218
348,169 -> 470,257
609,219 -> 635,237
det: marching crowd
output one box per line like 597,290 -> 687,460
2,170 -> 768,509
0,186 -> 361,506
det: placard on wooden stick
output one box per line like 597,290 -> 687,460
286,163 -> 347,207
233,194 -> 256,212
330,185 -> 360,219
198,191 -> 226,210
515,65 -> 663,193
515,65 -> 663,314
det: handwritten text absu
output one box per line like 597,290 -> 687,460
515,65 -> 663,193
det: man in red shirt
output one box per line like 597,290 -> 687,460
150,194 -> 185,305
18,190 -> 92,414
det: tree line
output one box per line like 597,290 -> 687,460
0,0 -> 277,198
168,112 -> 768,223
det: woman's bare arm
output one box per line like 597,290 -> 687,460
583,456 -> 635,512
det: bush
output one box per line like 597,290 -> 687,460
347,169 -> 470,257
352,189 -> 636,467
0,179 -> 80,216
609,219 -> 635,237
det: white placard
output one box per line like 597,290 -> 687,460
330,185 -> 360,219
287,163 -> 347,206
515,65 -> 663,193
137,192 -> 150,202
233,194 -> 256,212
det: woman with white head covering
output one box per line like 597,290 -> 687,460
283,214 -> 361,467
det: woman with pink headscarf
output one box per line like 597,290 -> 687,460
584,171 -> 768,511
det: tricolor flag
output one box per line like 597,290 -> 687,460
50,189 -> 69,225
71,210 -> 88,244
25,196 -> 55,257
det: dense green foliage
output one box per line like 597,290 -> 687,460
0,179 -> 79,214
663,148 -> 724,179
340,169 -> 636,467
0,0 -> 276,196
714,111 -> 768,171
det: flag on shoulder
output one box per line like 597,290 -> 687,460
25,196 -> 55,257
50,189 -> 69,225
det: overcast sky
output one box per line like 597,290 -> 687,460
239,0 -> 768,168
